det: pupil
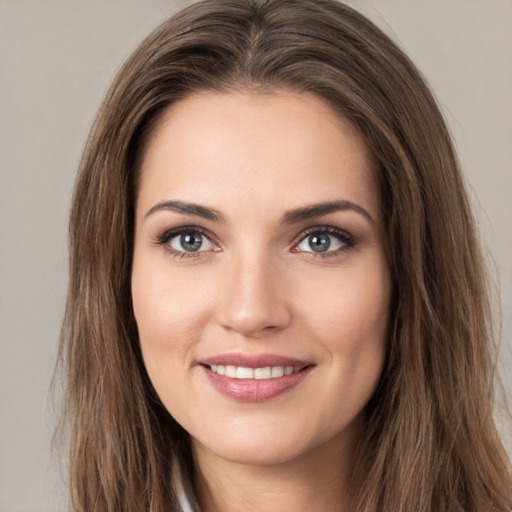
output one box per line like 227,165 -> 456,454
181,233 -> 202,251
309,234 -> 330,252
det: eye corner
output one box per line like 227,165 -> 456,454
291,225 -> 357,258
152,225 -> 222,259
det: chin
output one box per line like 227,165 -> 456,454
190,414 -> 348,468
196,436 -> 308,467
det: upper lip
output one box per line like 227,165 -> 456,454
199,353 -> 313,369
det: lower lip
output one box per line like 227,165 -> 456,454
202,365 -> 314,402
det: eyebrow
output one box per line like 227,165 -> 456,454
280,200 -> 375,225
144,200 -> 225,222
144,199 -> 374,225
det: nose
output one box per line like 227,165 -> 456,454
217,249 -> 291,338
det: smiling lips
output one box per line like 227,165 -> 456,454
200,354 -> 315,402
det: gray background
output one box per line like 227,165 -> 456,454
0,1 -> 510,511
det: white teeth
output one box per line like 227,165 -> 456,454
254,367 -> 271,379
225,365 -> 237,378
209,365 -> 302,379
236,367 -> 254,379
271,366 -> 284,378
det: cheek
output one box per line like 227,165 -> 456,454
300,259 -> 390,350
132,261 -> 214,350
131,265 -> 210,410
131,263 -> 210,413
296,259 -> 390,414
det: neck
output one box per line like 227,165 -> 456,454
192,428 -> 359,512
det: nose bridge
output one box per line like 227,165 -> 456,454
218,242 -> 290,337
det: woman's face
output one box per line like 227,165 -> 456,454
132,91 -> 391,467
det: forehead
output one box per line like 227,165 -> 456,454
137,90 -> 379,220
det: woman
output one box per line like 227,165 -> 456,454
58,0 -> 512,510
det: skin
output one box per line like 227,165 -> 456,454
131,90 -> 391,512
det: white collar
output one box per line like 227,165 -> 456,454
178,490 -> 195,512
173,460 -> 198,512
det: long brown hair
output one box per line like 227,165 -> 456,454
58,0 -> 512,510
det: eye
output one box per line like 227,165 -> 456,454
169,232 -> 214,252
293,227 -> 355,255
155,226 -> 219,256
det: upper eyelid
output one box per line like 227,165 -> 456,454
153,224 -> 219,250
294,225 -> 354,241
292,228 -> 356,260
154,226 -> 220,259
158,224 -> 215,240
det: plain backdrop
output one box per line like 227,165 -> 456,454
0,1 -> 511,511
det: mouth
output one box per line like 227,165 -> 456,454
199,353 -> 315,402
205,364 -> 303,379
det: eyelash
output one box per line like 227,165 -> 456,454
293,225 -> 356,258
153,225 -> 219,259
153,224 -> 356,259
